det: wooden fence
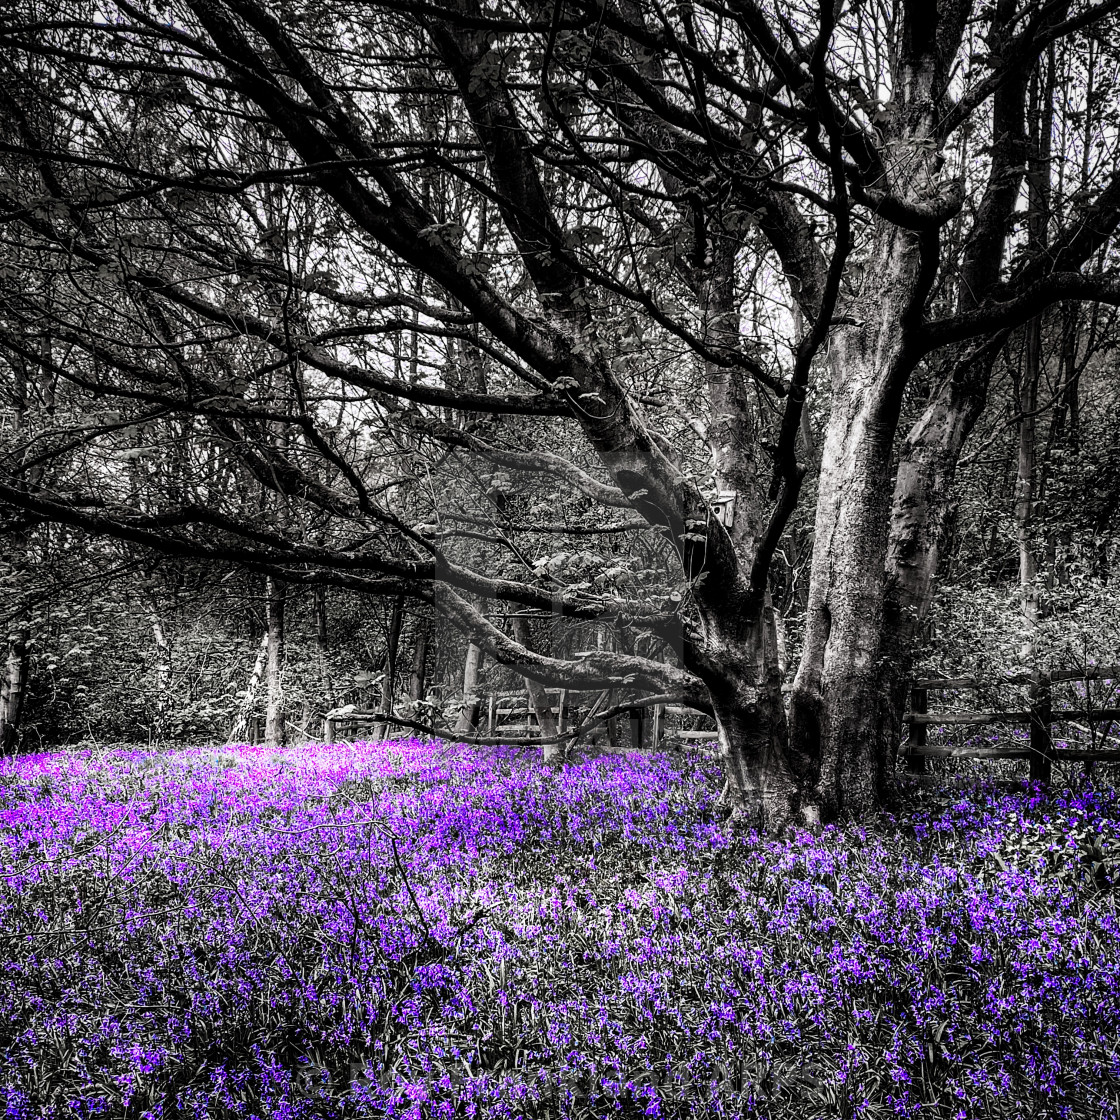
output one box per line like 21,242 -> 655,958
321,665 -> 1120,786
324,687 -> 608,744
322,690 -> 705,749
904,664 -> 1120,784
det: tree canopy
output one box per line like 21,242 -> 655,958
2,0 -> 1120,827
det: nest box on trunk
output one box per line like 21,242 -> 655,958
712,491 -> 737,528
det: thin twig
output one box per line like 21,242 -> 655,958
389,834 -> 432,944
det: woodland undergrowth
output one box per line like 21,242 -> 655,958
2,739 -> 1120,1119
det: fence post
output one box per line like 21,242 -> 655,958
1028,671 -> 1054,786
322,716 -> 334,743
606,691 -> 621,751
906,684 -> 928,774
629,706 -> 644,750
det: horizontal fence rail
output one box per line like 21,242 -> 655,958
322,689 -> 720,750
904,665 -> 1120,784
319,665 -> 1118,785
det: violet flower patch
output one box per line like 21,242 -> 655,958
1,741 -> 1119,1118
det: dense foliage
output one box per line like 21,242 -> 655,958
3,739 -> 1120,1118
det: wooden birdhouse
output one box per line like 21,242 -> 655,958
712,491 -> 737,528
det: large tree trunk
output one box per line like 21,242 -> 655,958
865,40 -> 1037,786
689,232 -> 809,824
874,346 -> 1001,773
708,598 -> 805,827
264,576 -> 286,747
511,613 -> 560,760
788,219 -> 931,820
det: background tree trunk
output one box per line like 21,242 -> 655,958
1015,51 -> 1054,664
374,595 -> 404,741
455,640 -> 484,735
231,631 -> 268,743
409,614 -> 431,704
313,585 -> 332,708
511,613 -> 559,760
264,577 -> 286,747
150,612 -> 171,745
0,627 -> 29,755
1,352 -> 31,755
1016,329 -> 1042,663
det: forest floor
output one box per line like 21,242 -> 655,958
2,739 -> 1119,1119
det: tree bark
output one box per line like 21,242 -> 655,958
455,640 -> 484,735
873,344 -> 1002,777
264,576 -> 286,747
865,26 -> 1037,793
1,354 -> 31,756
150,612 -> 172,745
381,595 -> 403,714
0,627 -> 29,756
511,613 -> 560,760
409,614 -> 431,704
374,595 -> 404,741
231,631 -> 269,743
1016,52 -> 1054,664
313,584 -> 333,705
786,9 -> 1038,821
788,230 -> 929,819
1016,327 -> 1042,663
709,596 -> 804,827
678,227 -> 809,824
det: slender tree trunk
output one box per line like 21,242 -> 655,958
1024,68 -> 1057,791
314,585 -> 329,647
264,577 -> 286,747
511,613 -> 560,760
1,357 -> 31,756
0,527 -> 30,756
0,627 -> 29,755
373,595 -> 404,741
231,631 -> 269,743
1016,327 -> 1042,662
409,614 -> 431,704
1016,52 -> 1054,664
455,641 -> 484,735
313,584 -> 333,705
381,596 -> 403,715
150,612 -> 172,744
